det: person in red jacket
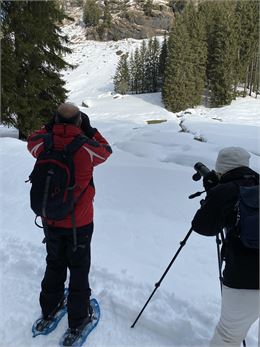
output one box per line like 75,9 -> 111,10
27,103 -> 112,343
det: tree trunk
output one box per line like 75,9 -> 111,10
252,53 -> 259,97
248,58 -> 254,96
243,67 -> 249,97
18,129 -> 27,140
256,55 -> 259,98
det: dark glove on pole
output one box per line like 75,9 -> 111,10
203,171 -> 219,191
80,112 -> 97,138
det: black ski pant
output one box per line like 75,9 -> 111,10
40,223 -> 93,329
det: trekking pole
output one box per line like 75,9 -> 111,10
131,227 -> 193,328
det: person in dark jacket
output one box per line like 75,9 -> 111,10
27,103 -> 112,344
192,147 -> 259,347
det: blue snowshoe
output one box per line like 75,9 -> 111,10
32,288 -> 69,337
60,298 -> 100,347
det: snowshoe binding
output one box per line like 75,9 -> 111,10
32,288 -> 69,337
60,298 -> 100,347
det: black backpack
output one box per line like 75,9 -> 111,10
28,133 -> 88,222
234,185 -> 259,249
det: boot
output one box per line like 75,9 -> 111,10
36,294 -> 67,332
62,306 -> 93,346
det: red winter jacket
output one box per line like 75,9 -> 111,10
27,124 -> 112,228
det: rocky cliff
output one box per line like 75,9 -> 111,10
62,0 -> 175,41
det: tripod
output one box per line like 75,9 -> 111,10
131,227 -> 246,347
131,227 -> 193,328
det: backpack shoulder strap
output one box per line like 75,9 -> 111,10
64,135 -> 88,156
32,132 -> 53,152
43,132 -> 53,152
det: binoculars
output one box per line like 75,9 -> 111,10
192,162 -> 211,181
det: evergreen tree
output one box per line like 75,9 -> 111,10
162,13 -> 195,112
128,38 -> 165,94
234,0 -> 259,97
145,39 -> 154,92
168,0 -> 187,13
163,3 -> 207,112
128,42 -> 148,94
133,48 -> 143,93
83,0 -> 100,27
152,37 -> 162,92
128,48 -> 140,94
145,37 -> 160,92
205,1 -> 237,106
159,35 -> 168,83
139,40 -> 148,93
253,51 -> 260,97
184,3 -> 207,106
114,54 -> 130,95
163,0 -> 259,111
129,52 -> 137,93
1,2 -> 18,126
1,0 -> 73,138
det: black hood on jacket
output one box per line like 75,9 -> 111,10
220,166 -> 259,185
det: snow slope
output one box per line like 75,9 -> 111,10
0,37 -> 259,347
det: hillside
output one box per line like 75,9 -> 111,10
61,0 -> 175,41
0,30 -> 259,347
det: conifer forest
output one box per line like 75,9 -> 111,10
114,1 -> 259,112
1,0 -> 259,136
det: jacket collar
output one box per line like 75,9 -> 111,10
220,166 -> 259,184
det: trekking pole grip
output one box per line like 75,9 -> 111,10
131,227 -> 193,328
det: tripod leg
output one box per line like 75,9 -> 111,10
131,227 -> 193,328
216,234 -> 223,292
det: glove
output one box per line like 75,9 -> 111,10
80,112 -> 97,138
44,116 -> 55,132
203,170 -> 219,191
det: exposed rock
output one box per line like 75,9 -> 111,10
85,9 -> 174,41
146,119 -> 167,124
81,101 -> 89,108
113,94 -> 124,99
194,134 -> 207,142
62,3 -> 174,42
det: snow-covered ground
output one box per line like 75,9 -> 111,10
0,36 -> 259,347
